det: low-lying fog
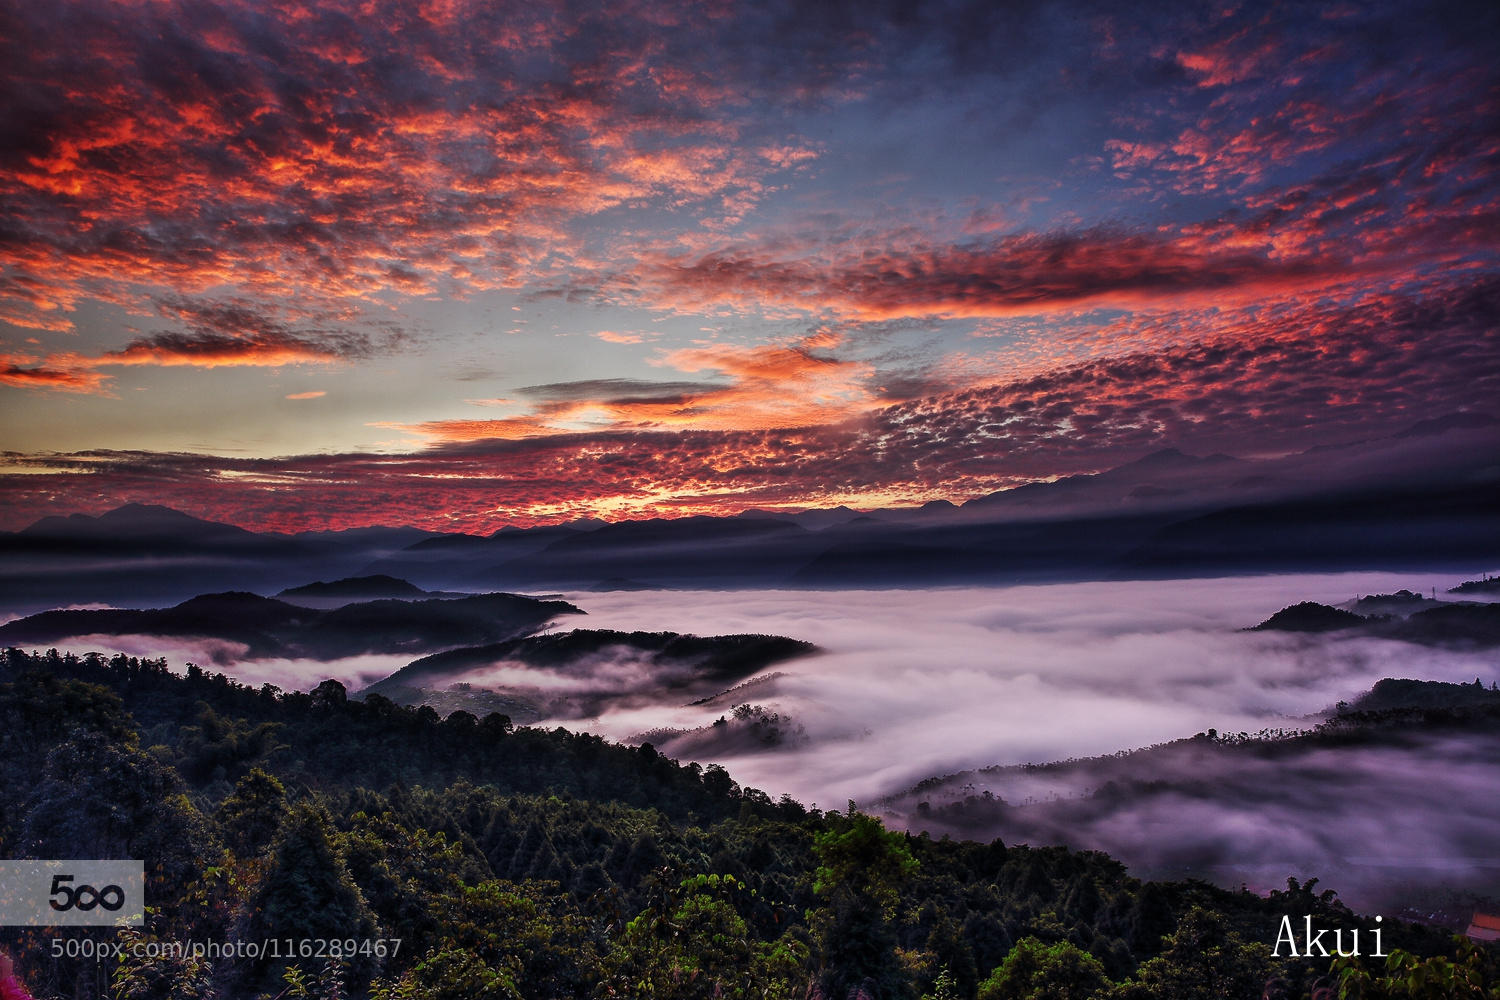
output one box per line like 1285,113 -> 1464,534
559,572 -> 1498,809
884,729 -> 1500,912
556,571 -> 1500,910
40,570 -> 1499,908
68,570 -> 1497,808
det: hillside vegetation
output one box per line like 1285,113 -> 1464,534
0,648 -> 1493,999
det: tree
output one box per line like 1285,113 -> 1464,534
977,937 -> 1112,1000
22,729 -> 216,912
920,970 -> 961,1000
1327,939 -> 1500,999
922,911 -> 978,999
109,928 -> 213,1000
810,812 -> 919,999
1110,907 -> 1270,1000
215,767 -> 288,858
702,764 -> 738,799
246,801 -> 380,986
175,704 -> 286,784
395,879 -> 602,999
603,873 -> 807,999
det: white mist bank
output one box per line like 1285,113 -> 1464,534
36,633 -> 410,694
556,572 -> 1500,808
29,570 -> 1497,911
31,570 -> 1497,816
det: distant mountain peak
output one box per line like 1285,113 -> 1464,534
1248,602 -> 1366,632
98,502 -> 222,526
174,590 -> 292,608
1393,411 -> 1498,439
278,575 -> 428,599
109,501 -> 187,515
22,502 -> 252,538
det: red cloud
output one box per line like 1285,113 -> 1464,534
1177,31 -> 1281,89
0,296 -> 397,392
0,0 -> 822,338
620,228 -> 1349,322
3,277 -> 1495,532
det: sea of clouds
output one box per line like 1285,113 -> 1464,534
552,572 -> 1499,809
38,570 -> 1499,907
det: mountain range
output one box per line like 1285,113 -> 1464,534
3,414 -> 1496,615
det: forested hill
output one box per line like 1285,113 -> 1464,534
0,647 -> 746,823
877,679 -> 1500,916
1247,599 -> 1500,647
364,629 -> 818,721
0,591 -> 582,662
1,648 -> 1493,1000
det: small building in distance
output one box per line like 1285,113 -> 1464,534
1466,912 -> 1500,943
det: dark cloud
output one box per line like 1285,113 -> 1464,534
625,228 -> 1348,320
119,295 -> 405,364
0,357 -> 111,394
0,295 -> 405,389
517,378 -> 725,404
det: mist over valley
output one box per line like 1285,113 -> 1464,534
9,565 -> 1499,919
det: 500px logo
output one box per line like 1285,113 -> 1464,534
0,861 -> 144,927
48,874 -> 128,913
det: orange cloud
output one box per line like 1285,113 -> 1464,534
285,390 -> 327,399
390,331 -> 875,442
2,328 -> 373,396
5,276 -> 1497,533
95,335 -> 351,369
2,272 -> 1497,533
0,294 -> 401,393
0,353 -> 114,394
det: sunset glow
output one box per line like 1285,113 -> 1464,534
2,0 -> 1496,531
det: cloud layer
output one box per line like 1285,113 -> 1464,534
29,571 -> 1499,906
555,574 -> 1500,806
563,575 -> 1500,908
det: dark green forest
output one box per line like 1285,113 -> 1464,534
1,648 -> 1494,999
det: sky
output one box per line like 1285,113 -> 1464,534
1,0 -> 1497,531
